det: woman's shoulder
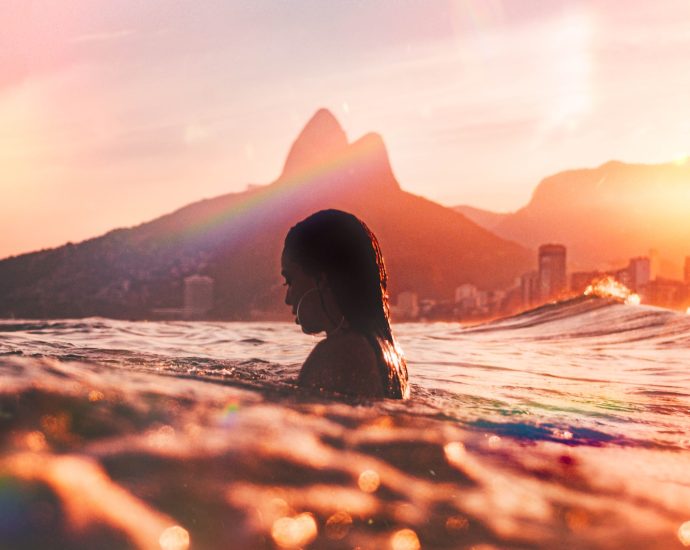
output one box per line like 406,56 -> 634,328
300,331 -> 383,396
318,330 -> 376,358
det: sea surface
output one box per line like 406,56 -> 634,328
1,296 -> 690,549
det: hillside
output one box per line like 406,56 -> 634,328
0,109 -> 532,319
456,161 -> 690,277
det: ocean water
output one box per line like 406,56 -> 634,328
1,296 -> 690,549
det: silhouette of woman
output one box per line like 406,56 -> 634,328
281,209 -> 409,399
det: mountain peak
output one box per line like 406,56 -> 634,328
281,108 -> 348,177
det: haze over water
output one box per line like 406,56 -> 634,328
2,296 -> 690,548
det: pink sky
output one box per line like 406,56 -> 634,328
1,0 -> 689,259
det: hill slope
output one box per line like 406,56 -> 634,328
456,161 -> 690,277
0,109 -> 532,319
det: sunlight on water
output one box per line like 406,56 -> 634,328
584,275 -> 639,304
679,520 -> 690,546
358,469 -> 381,493
391,528 -> 421,550
159,526 -> 190,550
1,298 -> 690,549
443,441 -> 467,467
271,513 -> 318,548
325,511 -> 353,540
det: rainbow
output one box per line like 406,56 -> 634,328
156,135 -> 383,244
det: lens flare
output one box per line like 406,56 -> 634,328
218,401 -> 240,427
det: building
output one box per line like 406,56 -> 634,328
685,256 -> 690,285
454,283 -> 477,302
184,275 -> 214,317
628,257 -> 650,292
644,278 -> 687,309
394,291 -> 419,319
538,244 -> 567,301
454,284 -> 478,313
649,249 -> 660,280
520,271 -> 540,308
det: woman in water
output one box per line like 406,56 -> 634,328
281,209 -> 409,399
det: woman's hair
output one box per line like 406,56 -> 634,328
284,209 -> 408,398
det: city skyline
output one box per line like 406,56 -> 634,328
2,0 -> 690,259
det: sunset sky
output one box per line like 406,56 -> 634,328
2,0 -> 689,259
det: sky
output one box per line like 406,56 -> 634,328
1,0 -> 690,259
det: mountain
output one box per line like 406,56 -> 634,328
453,205 -> 509,232
455,161 -> 690,277
0,109 -> 532,319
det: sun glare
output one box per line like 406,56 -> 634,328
673,153 -> 688,166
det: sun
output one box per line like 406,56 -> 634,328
672,153 -> 688,166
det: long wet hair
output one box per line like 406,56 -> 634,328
284,209 -> 409,399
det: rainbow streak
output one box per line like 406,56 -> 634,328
155,135 -> 383,245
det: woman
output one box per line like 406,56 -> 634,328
281,209 -> 409,399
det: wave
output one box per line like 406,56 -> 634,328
468,295 -> 690,346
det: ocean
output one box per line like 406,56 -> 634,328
1,296 -> 689,549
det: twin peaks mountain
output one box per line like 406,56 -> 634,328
0,109 -> 531,319
456,160 -> 690,278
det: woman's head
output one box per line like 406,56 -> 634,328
282,209 -> 391,339
282,209 -> 408,399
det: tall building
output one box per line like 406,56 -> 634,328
538,244 -> 567,301
184,275 -> 214,317
520,271 -> 540,308
685,256 -> 690,285
394,291 -> 419,319
628,257 -> 650,292
649,249 -> 660,280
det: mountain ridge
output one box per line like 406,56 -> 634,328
0,109 -> 531,319
455,160 -> 690,277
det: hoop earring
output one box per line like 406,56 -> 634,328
296,287 -> 319,326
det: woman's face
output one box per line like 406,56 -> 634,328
281,250 -> 328,334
